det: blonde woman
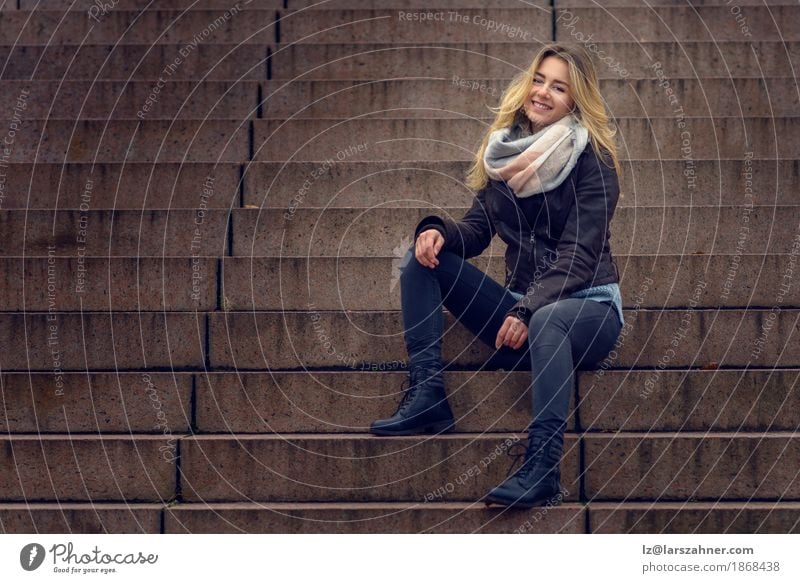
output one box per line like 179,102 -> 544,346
370,43 -> 624,508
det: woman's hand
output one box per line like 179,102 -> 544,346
496,315 -> 528,350
415,229 -> 445,268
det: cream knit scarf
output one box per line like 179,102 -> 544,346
483,113 -> 588,198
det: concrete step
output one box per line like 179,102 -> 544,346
10,77 -> 797,120
3,41 -> 798,80
166,501 -> 583,534
4,307 -> 794,371
0,501 -> 580,534
0,40 -> 800,81
4,120 -> 249,163
267,41 -> 800,79
241,159 -> 792,209
0,80 -> 259,120
588,502 -> 800,534
3,0 -> 545,9
0,504 -> 163,534
195,369 -> 800,433
0,9 -> 276,45
11,0 -> 284,8
0,44 -> 269,80
164,501 -> 800,534
289,0 -> 551,8
1,158 -> 787,210
0,435 -> 177,502
279,8 -> 551,43
294,0 -> 798,7
256,77 -> 800,119
219,254 -> 800,311
6,368 -> 793,435
0,313 -> 206,370
0,162 -> 241,210
3,501 -> 798,534
559,0 -> 795,5
6,366 -> 798,434
274,6 -> 798,44
180,432 -> 800,502
585,433 -> 800,501
197,370 -> 576,433
554,5 -> 798,41
21,2 -> 782,48
0,258 -> 218,311
4,205 -> 794,257
582,369 -> 800,433
231,205 -> 799,256
250,118 -> 797,161
0,210 -> 230,256
208,309 -> 800,369
0,373 -> 192,434
179,433 -> 582,503
5,114 -> 793,161
164,502 -> 800,534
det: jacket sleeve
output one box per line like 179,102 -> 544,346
413,185 -> 496,260
506,147 -> 620,324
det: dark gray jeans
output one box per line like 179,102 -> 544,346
399,246 -> 622,437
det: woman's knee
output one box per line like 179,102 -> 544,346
399,246 -> 460,281
528,301 -> 569,334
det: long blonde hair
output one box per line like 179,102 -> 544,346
466,43 -> 624,198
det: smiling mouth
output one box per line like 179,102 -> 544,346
532,101 -> 552,111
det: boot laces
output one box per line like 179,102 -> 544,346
394,367 -> 429,415
505,434 -> 545,481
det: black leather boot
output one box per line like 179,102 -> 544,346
369,363 -> 455,436
484,423 -> 565,508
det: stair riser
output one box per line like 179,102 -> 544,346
586,436 -> 800,500
231,206 -> 799,256
268,42 -> 800,79
553,6 -> 798,41
208,310 -> 800,369
2,43 -> 797,80
5,206 -> 795,257
219,255 -> 800,311
0,258 -> 218,311
165,504 -> 583,533
0,438 -> 176,502
9,78 -> 796,120
3,160 -> 791,210
0,45 -> 268,80
180,435 -> 581,503
0,10 -> 275,44
0,373 -> 192,433
0,313 -> 205,370
3,369 -> 795,434
254,78 -> 800,119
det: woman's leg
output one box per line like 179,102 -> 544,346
398,246 -> 525,369
371,247 -> 525,435
486,298 -> 622,506
527,298 -> 622,440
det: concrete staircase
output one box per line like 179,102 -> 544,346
1,0 -> 799,533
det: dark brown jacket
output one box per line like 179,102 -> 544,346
414,141 -> 621,324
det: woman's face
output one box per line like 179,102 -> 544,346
522,56 -> 576,130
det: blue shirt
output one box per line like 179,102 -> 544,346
509,282 -> 624,328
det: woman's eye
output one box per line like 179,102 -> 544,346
554,86 -> 565,93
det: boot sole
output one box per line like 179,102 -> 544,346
368,419 -> 456,436
483,490 -> 564,509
